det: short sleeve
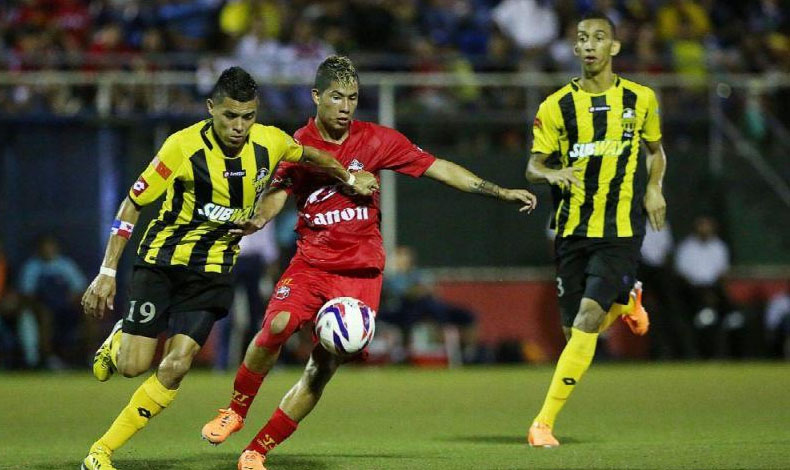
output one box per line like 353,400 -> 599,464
272,128 -> 304,163
641,88 -> 662,142
129,134 -> 185,206
380,128 -> 436,177
531,100 -> 560,155
270,161 -> 300,194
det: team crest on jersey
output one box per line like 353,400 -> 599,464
622,107 -> 636,133
348,159 -> 364,171
255,167 -> 269,182
306,186 -> 338,205
274,278 -> 293,300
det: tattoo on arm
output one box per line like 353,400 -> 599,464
470,180 -> 502,198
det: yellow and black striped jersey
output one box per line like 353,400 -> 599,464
129,120 -> 304,273
532,76 -> 662,239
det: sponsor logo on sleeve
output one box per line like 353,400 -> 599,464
132,177 -> 149,197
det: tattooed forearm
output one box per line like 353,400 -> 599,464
470,180 -> 502,198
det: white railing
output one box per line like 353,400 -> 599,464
3,71 -> 789,263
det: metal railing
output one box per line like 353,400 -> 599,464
2,70 -> 789,265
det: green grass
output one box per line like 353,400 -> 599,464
2,363 -> 789,470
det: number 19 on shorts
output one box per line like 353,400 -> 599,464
127,300 -> 156,324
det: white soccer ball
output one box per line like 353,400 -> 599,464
315,297 -> 376,356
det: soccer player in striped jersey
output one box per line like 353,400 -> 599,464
525,11 -> 667,447
78,66 -> 378,470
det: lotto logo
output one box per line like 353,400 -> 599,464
132,177 -> 149,196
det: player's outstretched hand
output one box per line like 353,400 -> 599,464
229,216 -> 268,236
545,167 -> 581,188
349,170 -> 379,196
502,188 -> 538,213
82,274 -> 116,319
644,184 -> 666,231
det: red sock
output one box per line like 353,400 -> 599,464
228,363 -> 266,419
246,408 -> 299,455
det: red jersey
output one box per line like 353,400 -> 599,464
271,118 -> 436,272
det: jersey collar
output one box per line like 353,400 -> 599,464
570,75 -> 621,94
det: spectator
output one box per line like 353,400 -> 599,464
491,0 -> 559,52
18,235 -> 86,367
764,284 -> 790,359
656,0 -> 712,42
639,222 -> 697,359
0,240 -> 52,369
674,215 -> 735,358
381,246 -> 480,364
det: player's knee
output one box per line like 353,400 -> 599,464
158,352 -> 194,381
255,311 -> 296,350
117,355 -> 149,378
573,300 -> 607,333
270,311 -> 291,335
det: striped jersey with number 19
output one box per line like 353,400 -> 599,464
128,120 -> 304,273
531,76 -> 662,239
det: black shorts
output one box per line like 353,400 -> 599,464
123,262 -> 233,344
554,236 -> 642,327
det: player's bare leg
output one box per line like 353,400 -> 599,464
202,312 -> 289,445
279,344 -> 342,420
83,335 -> 196,470
113,333 -> 159,378
530,298 -> 605,447
237,345 -> 342,470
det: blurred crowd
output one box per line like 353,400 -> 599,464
2,216 -> 789,370
1,0 -> 789,115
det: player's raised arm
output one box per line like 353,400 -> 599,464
299,145 -> 379,196
423,158 -> 537,213
81,196 -> 140,319
643,139 -> 667,231
526,152 -> 581,188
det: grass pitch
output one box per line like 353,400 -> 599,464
3,363 -> 789,470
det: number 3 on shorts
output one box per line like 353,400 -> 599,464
127,300 -> 157,323
555,277 -> 565,297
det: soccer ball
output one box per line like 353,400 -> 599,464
315,297 -> 376,356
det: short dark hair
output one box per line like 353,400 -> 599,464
211,66 -> 258,102
580,10 -> 616,37
314,55 -> 359,93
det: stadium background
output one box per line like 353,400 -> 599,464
1,1 -> 789,470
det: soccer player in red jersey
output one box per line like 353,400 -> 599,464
201,56 -> 538,470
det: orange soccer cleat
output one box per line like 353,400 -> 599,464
528,422 -> 560,448
238,450 -> 267,470
621,281 -> 650,336
201,408 -> 244,445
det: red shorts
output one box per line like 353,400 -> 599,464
255,256 -> 382,350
